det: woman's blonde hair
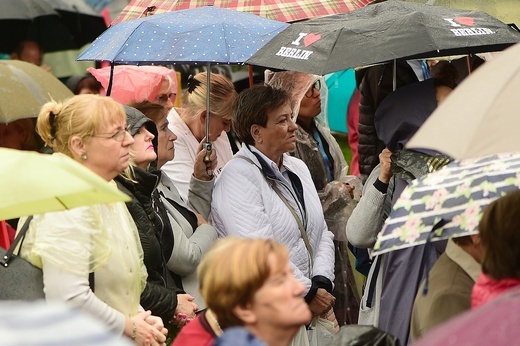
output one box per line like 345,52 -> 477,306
36,94 -> 125,158
181,72 -> 237,121
198,237 -> 288,329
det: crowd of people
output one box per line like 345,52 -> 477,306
2,35 -> 520,346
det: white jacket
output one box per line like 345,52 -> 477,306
157,174 -> 217,310
211,145 -> 335,292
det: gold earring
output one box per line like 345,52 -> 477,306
81,153 -> 87,161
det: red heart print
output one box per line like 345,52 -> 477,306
454,17 -> 474,27
303,33 -> 321,47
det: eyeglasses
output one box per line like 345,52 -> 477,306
92,128 -> 130,142
305,80 -> 321,98
156,92 -> 176,103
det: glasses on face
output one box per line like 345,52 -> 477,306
93,127 -> 130,142
156,93 -> 176,104
305,80 -> 321,98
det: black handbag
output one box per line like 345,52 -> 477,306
0,216 -> 45,300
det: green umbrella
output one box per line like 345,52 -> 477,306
0,148 -> 130,220
0,60 -> 73,124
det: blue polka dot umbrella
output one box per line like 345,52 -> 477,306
77,6 -> 288,160
77,6 -> 288,65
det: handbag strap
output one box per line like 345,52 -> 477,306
1,215 -> 33,266
1,215 -> 95,292
234,155 -> 314,266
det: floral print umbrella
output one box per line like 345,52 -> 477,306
372,152 -> 520,256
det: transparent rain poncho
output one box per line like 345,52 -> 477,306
265,70 -> 362,324
19,193 -> 147,318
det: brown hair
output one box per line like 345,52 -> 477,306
127,101 -> 167,124
232,84 -> 291,145
37,94 -> 125,158
198,237 -> 289,329
181,72 -> 237,121
479,190 -> 520,280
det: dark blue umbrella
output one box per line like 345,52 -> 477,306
77,6 -> 288,161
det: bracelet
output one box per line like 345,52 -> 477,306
131,318 -> 137,341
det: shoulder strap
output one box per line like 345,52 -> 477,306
1,215 -> 33,265
234,156 -> 314,266
0,215 -> 96,292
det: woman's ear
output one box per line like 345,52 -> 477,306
70,135 -> 86,159
232,303 -> 257,325
199,110 -> 207,124
250,124 -> 261,144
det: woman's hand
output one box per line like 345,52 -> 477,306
308,288 -> 335,315
172,294 -> 198,327
125,311 -> 167,346
378,148 -> 393,184
193,138 -> 217,181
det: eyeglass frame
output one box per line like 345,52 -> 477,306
91,126 -> 131,142
304,80 -> 321,98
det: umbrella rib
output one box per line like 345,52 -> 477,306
55,196 -> 68,210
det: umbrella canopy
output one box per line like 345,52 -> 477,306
0,148 -> 131,220
415,287 -> 520,346
0,60 -> 73,124
407,42 -> 520,160
372,152 -> 520,256
111,0 -> 375,25
43,0 -> 108,48
246,0 -> 520,75
77,6 -> 289,64
0,0 -> 78,53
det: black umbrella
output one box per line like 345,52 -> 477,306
247,0 -> 520,75
0,0 -> 106,54
43,0 -> 107,49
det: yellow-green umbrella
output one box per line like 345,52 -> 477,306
0,148 -> 130,220
0,60 -> 73,124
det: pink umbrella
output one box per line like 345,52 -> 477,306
88,65 -> 177,105
414,287 -> 520,346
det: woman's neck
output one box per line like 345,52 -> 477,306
182,113 -> 204,142
249,325 -> 298,346
297,117 -> 313,133
252,144 -> 282,169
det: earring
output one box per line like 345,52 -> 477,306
81,153 -> 87,161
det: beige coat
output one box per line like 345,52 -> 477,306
411,239 -> 481,341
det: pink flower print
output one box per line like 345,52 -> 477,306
392,226 -> 404,237
404,227 -> 420,243
404,214 -> 421,230
452,214 -> 462,226
462,203 -> 481,232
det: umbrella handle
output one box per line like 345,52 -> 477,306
203,142 -> 212,163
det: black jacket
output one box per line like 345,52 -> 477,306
116,167 -> 179,322
357,61 -> 419,183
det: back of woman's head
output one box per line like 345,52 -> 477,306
182,72 -> 237,121
198,237 -> 288,329
233,84 -> 290,146
37,94 -> 125,157
479,190 -> 520,280
128,101 -> 167,125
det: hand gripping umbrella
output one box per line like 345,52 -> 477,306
77,6 -> 288,165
